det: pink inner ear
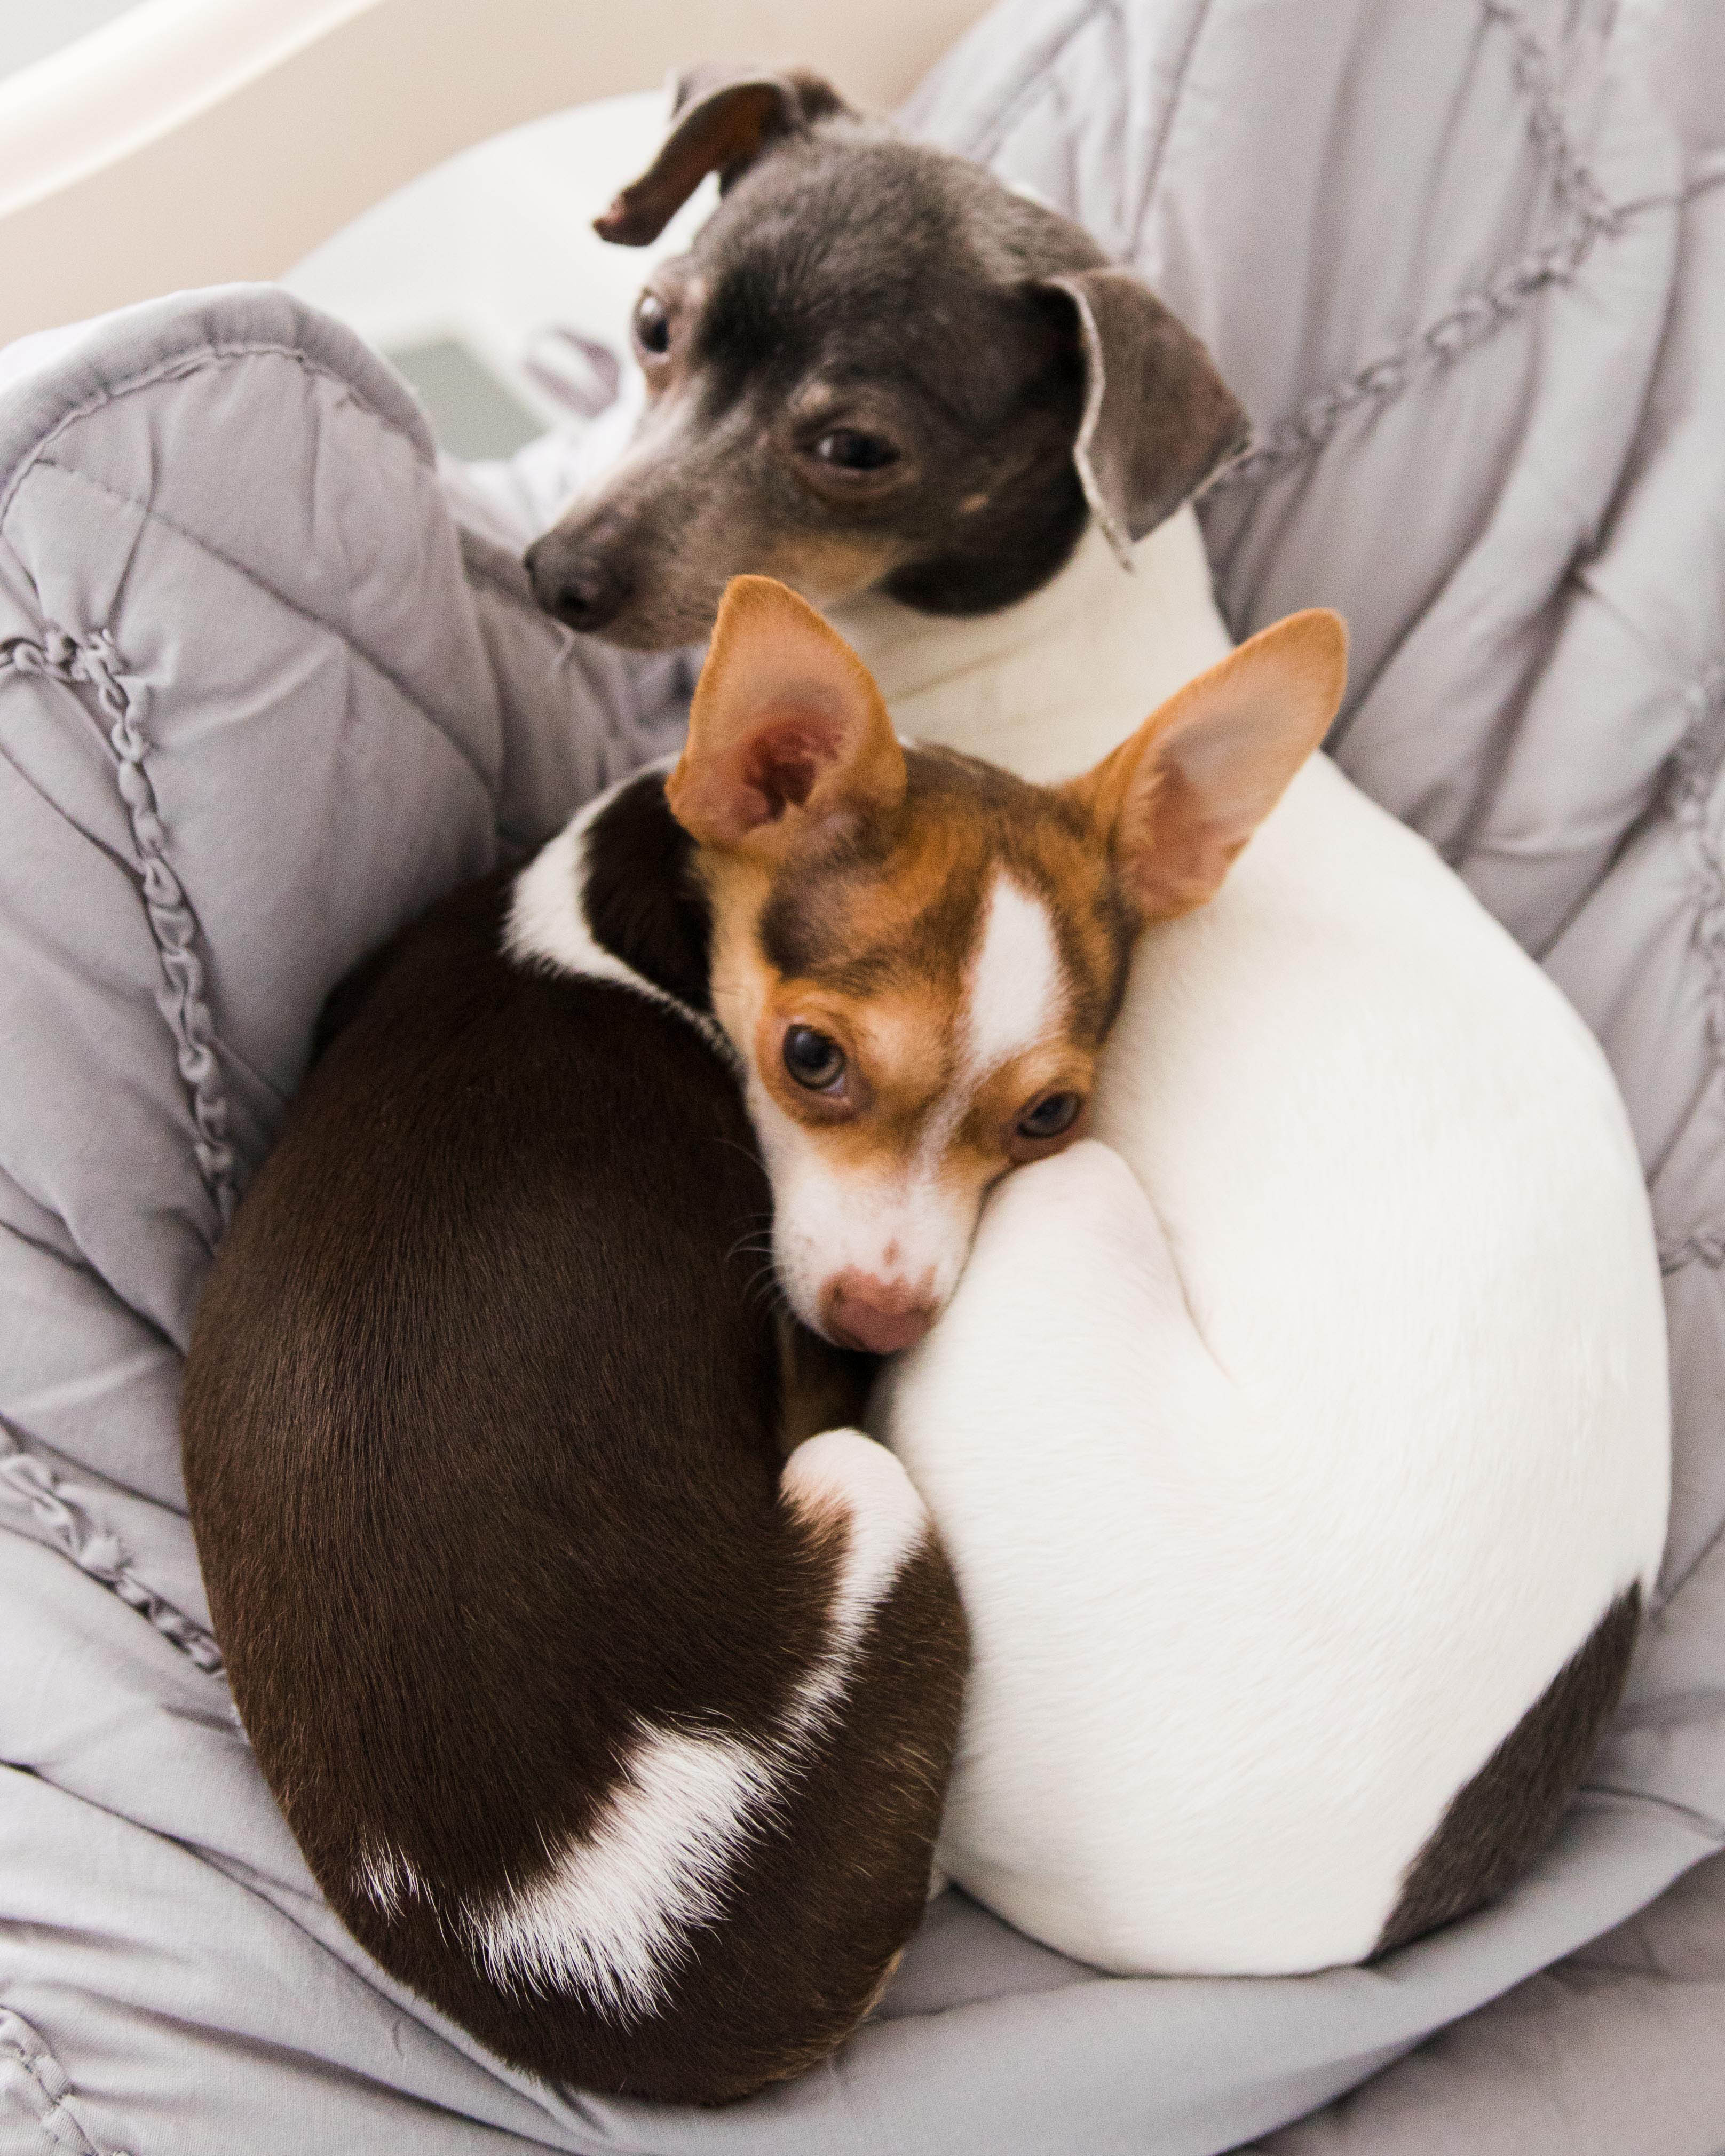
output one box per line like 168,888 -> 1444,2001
737,712 -> 841,825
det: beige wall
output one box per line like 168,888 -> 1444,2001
0,0 -> 990,346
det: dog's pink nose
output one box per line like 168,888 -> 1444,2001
822,1272 -> 937,1356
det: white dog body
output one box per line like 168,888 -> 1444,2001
837,509 -> 1671,1972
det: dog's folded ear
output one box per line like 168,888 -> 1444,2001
595,65 -> 852,247
1037,270 -> 1249,567
667,576 -> 906,856
1066,609 -> 1347,919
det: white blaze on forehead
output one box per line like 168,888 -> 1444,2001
962,870 -> 1067,1077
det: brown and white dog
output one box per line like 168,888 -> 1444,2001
513,68 -> 1668,1985
181,577 -> 1339,2100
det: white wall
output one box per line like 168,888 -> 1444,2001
0,0 -> 992,346
0,0 -> 144,84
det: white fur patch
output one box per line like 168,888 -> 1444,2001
464,1431 -> 927,2022
778,1428 -> 930,1689
757,871 -> 1073,1333
353,1835 -> 429,1921
468,1724 -> 774,2019
504,764 -> 729,1059
961,871 -> 1066,1077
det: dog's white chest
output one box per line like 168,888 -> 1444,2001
830,506 -> 1233,779
850,522 -> 1671,1975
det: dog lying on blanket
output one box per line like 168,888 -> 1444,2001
182,573 -> 1340,2098
525,62 -> 1673,1976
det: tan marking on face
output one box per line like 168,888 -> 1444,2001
761,532 -> 903,611
754,982 -> 956,1158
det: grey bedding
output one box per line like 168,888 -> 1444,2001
2,1 -> 1722,2150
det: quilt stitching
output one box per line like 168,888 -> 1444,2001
0,1415 -> 222,1674
25,459 -> 498,803
1661,1226 -> 1725,1275
0,631 -> 238,1228
0,2008 -> 116,2156
1209,0 -> 1631,493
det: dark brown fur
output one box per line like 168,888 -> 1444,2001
181,833 -> 967,2102
1375,1586 -> 1642,1954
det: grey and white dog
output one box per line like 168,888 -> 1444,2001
523,62 -> 1248,650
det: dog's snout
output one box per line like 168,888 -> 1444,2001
555,561 -> 635,633
526,538 -> 635,635
822,1271 -> 938,1357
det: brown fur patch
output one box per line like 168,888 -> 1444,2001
1375,1586 -> 1642,1955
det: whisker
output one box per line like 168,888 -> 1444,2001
742,1258 -> 790,1316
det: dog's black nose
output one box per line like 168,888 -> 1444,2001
525,540 -> 633,634
555,566 -> 630,631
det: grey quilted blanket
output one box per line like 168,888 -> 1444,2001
3,2 -> 1723,2151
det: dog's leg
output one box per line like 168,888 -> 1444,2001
774,1312 -> 878,1459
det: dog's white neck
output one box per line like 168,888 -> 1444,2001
827,505 -> 1233,784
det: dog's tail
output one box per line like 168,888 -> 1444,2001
447,1429 -> 966,2104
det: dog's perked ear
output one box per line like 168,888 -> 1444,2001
594,64 -> 852,246
667,575 -> 906,856
1037,269 -> 1250,567
1067,608 -> 1348,920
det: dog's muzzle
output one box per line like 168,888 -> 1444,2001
524,534 -> 636,635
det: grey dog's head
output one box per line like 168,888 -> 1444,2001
524,64 -> 1249,650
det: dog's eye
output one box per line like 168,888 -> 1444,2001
1016,1092 -> 1082,1141
633,293 -> 671,357
783,1025 -> 846,1090
813,429 -> 899,472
